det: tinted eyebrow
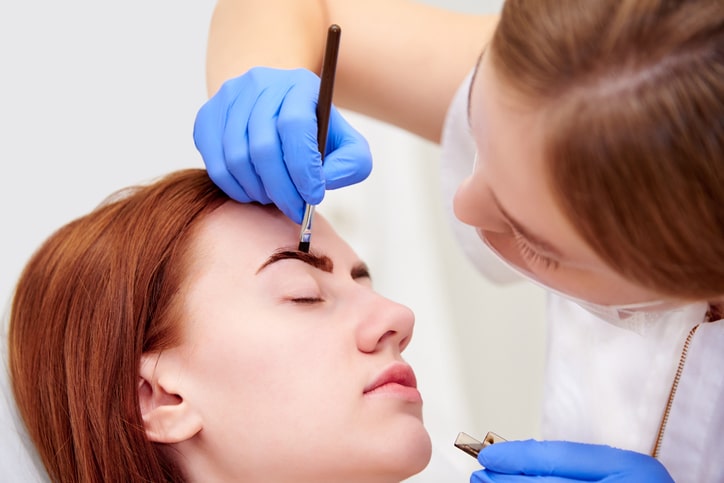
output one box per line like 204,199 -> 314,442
257,249 -> 333,274
490,192 -> 566,259
466,46 -> 487,128
256,248 -> 371,280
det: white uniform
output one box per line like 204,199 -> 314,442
440,71 -> 724,482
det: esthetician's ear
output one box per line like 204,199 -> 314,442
138,353 -> 203,443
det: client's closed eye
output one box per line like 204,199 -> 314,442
290,296 -> 324,304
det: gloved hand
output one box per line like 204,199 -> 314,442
193,67 -> 372,223
472,440 -> 674,482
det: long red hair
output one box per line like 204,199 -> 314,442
9,169 -> 227,482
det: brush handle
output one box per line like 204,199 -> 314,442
316,24 -> 341,163
299,24 -> 341,252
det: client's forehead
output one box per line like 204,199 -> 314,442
191,201 -> 353,270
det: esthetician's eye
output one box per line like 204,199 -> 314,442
512,229 -> 560,270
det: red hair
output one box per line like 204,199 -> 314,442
9,169 -> 227,482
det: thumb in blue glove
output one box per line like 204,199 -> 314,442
193,67 -> 372,223
471,440 -> 674,482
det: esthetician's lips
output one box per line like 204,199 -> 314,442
363,362 -> 421,402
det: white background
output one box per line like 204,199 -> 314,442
0,1 -> 546,481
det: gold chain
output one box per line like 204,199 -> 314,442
649,306 -> 719,458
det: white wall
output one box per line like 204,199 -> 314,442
0,1 -> 546,481
0,1 -> 213,305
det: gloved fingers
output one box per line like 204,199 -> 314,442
478,440 -> 672,481
244,82 -> 314,220
322,107 -> 372,190
276,71 -> 325,206
222,126 -> 272,205
470,470 -> 495,482
471,469 -> 573,482
193,66 -> 372,223
470,470 -> 497,483
193,91 -> 254,204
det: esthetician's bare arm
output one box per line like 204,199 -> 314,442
206,0 -> 497,142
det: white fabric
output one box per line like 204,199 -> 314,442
659,320 -> 724,482
440,69 -> 724,482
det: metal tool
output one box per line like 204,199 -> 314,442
298,24 -> 341,252
454,431 -> 507,459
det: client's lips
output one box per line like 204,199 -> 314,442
363,362 -> 421,402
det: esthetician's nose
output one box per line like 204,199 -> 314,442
355,294 -> 415,354
452,155 -> 507,233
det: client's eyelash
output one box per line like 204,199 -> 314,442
290,297 -> 324,304
511,230 -> 559,270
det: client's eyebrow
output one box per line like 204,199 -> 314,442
256,248 -> 372,280
350,263 -> 371,280
257,249 -> 333,274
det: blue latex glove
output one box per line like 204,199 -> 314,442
472,440 -> 674,482
193,67 -> 372,223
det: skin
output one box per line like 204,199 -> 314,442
454,50 -> 674,306
203,1 -> 673,307
138,202 -> 431,483
206,0 -> 496,141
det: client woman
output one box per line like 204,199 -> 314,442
7,169 -> 431,482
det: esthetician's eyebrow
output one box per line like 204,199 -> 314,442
256,248 -> 371,280
490,192 -> 566,259
466,46 -> 487,129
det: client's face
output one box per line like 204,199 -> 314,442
161,202 -> 431,482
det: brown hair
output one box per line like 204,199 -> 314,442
9,169 -> 227,482
491,0 -> 723,299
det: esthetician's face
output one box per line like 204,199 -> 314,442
453,49 -> 668,306
168,202 -> 430,482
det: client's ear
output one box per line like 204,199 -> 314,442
138,353 -> 203,443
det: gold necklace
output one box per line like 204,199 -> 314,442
650,305 -> 718,458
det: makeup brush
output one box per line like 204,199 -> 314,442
298,24 -> 341,253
